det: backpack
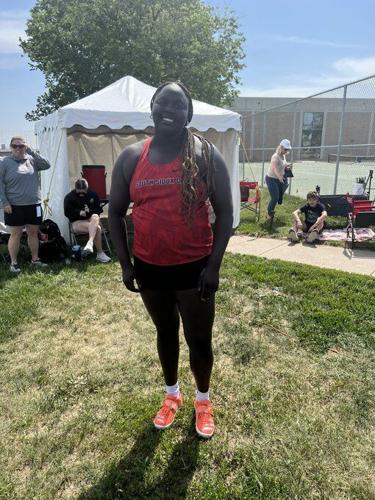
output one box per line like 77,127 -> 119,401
38,219 -> 69,262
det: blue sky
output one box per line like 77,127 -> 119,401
0,0 -> 374,145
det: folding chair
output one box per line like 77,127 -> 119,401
68,219 -> 112,255
79,164 -> 112,252
346,196 -> 375,248
240,181 -> 261,221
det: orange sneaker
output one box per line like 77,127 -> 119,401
153,394 -> 183,430
194,400 -> 214,438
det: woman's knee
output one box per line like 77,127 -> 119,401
155,316 -> 180,337
26,225 -> 39,236
9,227 -> 23,238
268,197 -> 277,212
186,334 -> 212,356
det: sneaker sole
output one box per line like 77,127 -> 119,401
153,420 -> 174,430
195,425 -> 214,438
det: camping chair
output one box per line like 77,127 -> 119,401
68,219 -> 112,256
73,165 -> 112,255
346,196 -> 375,248
81,165 -> 108,202
240,181 -> 261,221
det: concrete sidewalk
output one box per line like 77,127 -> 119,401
226,235 -> 375,277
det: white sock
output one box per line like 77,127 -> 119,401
196,389 -> 209,401
166,382 -> 180,397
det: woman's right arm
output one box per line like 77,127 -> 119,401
108,143 -> 143,292
0,160 -> 11,210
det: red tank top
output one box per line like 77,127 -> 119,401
130,137 -> 213,265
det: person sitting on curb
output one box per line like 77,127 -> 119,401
64,178 -> 111,263
288,191 -> 327,243
0,136 -> 51,273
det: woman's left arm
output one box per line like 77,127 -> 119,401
26,147 -> 51,171
199,146 -> 233,299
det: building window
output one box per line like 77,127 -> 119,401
301,112 -> 324,158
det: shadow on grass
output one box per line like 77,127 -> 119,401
80,422 -> 200,499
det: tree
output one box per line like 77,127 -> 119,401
20,0 -> 245,120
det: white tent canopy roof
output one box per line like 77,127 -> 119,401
35,75 -> 241,133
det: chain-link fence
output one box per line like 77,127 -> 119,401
239,74 -> 375,198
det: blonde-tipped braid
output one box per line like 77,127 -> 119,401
181,128 -> 215,224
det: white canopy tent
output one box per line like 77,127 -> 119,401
35,75 -> 242,240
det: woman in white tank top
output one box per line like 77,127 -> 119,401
265,139 -> 292,219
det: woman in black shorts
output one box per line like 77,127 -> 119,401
0,136 -> 50,273
109,82 -> 233,438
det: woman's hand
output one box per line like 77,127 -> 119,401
122,264 -> 140,293
198,265 -> 219,301
3,205 -> 12,214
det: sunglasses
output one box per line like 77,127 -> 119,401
11,144 -> 26,149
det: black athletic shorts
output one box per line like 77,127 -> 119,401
134,255 -> 209,291
4,204 -> 43,227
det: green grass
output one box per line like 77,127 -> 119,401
0,256 -> 374,499
237,188 -> 375,250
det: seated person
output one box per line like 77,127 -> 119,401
289,191 -> 327,243
64,178 -> 111,262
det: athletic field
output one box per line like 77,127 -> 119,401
240,159 -> 374,197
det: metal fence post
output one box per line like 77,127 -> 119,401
261,113 -> 266,186
333,84 -> 347,194
250,111 -> 255,162
241,114 -> 246,180
288,102 -> 297,195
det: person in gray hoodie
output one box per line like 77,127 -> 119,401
0,136 -> 51,273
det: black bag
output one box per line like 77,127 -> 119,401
284,166 -> 294,178
38,219 -> 69,262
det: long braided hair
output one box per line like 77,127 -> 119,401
151,82 -> 215,223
